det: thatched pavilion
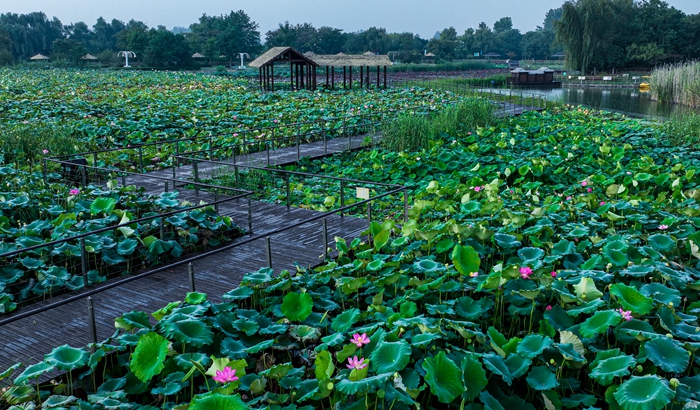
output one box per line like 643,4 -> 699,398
251,47 -> 392,91
309,53 -> 392,89
29,53 -> 50,61
249,47 -> 319,91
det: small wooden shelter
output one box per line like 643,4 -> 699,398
192,52 -> 206,59
80,54 -> 98,64
509,67 -> 560,87
483,52 -> 501,59
30,53 -> 50,61
249,47 -> 319,91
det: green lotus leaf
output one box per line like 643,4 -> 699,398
494,233 -> 521,249
245,339 -> 274,353
455,296 -> 484,320
223,286 -> 254,301
314,350 -> 334,380
163,319 -> 214,348
42,395 -> 77,407
610,283 -> 653,315
613,376 -> 675,410
480,390 -> 505,410
130,332 -> 169,383
505,354 -> 532,378
367,259 -> 385,271
90,197 -> 116,215
173,353 -> 211,371
518,247 -> 545,264
452,244 -> 480,275
115,310 -> 152,331
526,366 -> 559,390
152,381 -> 185,396
461,200 -> 481,215
233,319 -> 259,336
45,345 -> 87,372
220,339 -> 248,359
516,334 -> 553,358
331,308 -> 361,333
19,257 -> 45,269
423,351 -> 465,403
644,337 -> 689,373
412,259 -> 443,273
116,238 -> 138,256
573,277 -> 603,301
647,234 -> 676,253
189,393 -> 248,410
566,299 -> 606,317
481,353 -> 512,385
461,355 -> 487,402
184,292 -> 208,305
640,283 -> 681,306
289,325 -> 321,342
603,239 -> 629,267
336,372 -> 392,394
590,354 -> 636,386
579,310 -> 622,338
0,268 -> 24,284
14,362 -> 55,385
370,340 -> 411,374
281,292 -> 314,321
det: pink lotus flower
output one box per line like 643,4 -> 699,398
520,266 -> 533,279
42,149 -> 49,154
658,225 -> 669,230
69,188 -> 80,196
350,333 -> 370,348
473,186 -> 482,192
233,116 -> 237,120
600,201 -> 606,206
587,188 -> 592,193
212,366 -> 239,383
566,196 -> 572,200
550,271 -> 557,278
581,181 -> 588,187
274,119 -> 279,123
469,272 -> 478,278
233,133 -> 238,137
468,132 -> 472,135
618,308 -> 633,321
346,356 -> 367,370
546,305 -> 552,311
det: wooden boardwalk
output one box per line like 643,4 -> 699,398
0,101 -> 541,379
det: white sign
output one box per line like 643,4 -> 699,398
356,187 -> 370,200
578,76 -> 586,80
603,76 -> 612,81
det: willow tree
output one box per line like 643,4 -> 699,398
555,0 -> 632,73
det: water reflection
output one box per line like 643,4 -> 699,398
484,87 -> 700,119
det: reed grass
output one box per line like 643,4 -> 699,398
0,123 -> 86,167
664,111 -> 700,147
650,61 -> 700,107
381,98 -> 495,152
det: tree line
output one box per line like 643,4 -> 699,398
0,0 -> 698,71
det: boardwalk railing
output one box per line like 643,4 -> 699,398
0,167 -> 253,315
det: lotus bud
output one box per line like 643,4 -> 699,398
670,378 -> 680,389
635,365 -> 643,372
549,359 -> 555,364
666,333 -> 673,338
668,302 -> 674,307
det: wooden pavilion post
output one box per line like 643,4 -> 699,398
366,66 -> 370,88
343,66 -> 346,88
300,63 -> 305,89
271,63 -> 275,91
296,64 -> 299,89
313,66 -> 317,91
377,66 -> 380,88
349,66 -> 353,89
360,66 -> 364,88
384,66 -> 387,89
325,66 -> 329,88
332,66 -> 335,89
290,60 -> 294,90
259,67 -> 262,89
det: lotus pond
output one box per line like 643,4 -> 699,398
0,69 -> 459,170
0,167 -> 244,313
3,106 -> 700,409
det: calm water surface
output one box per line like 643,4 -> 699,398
486,87 -> 700,120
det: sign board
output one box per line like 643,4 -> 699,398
473,52 -> 480,57
603,76 -> 612,81
356,187 -> 370,200
578,76 -> 586,80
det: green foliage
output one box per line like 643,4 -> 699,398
0,123 -> 85,166
130,332 -> 169,382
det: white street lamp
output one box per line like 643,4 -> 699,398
238,53 -> 250,69
118,51 -> 136,68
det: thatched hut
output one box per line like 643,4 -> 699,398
30,53 -> 50,61
249,47 -> 319,91
307,53 -> 392,89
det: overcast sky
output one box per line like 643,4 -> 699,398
3,0 -> 698,38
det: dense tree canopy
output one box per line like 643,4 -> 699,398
0,2 -> 697,69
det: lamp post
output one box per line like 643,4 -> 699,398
118,51 -> 136,68
238,52 -> 250,69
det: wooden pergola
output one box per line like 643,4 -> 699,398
308,53 -> 392,90
249,47 -> 319,91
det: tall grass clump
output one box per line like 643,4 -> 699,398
664,111 -> 700,147
382,98 -> 495,152
388,60 -> 498,73
0,123 -> 86,167
650,61 -> 700,107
